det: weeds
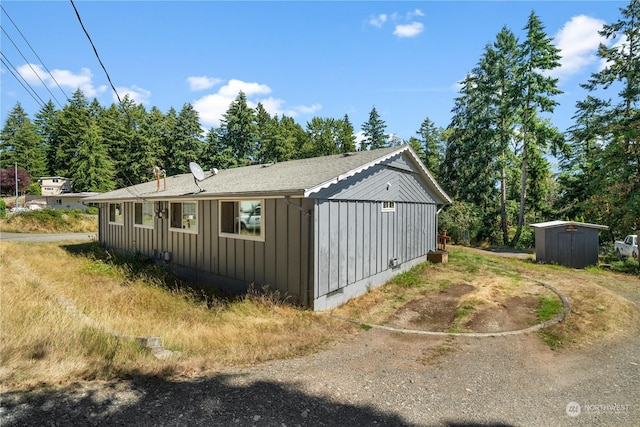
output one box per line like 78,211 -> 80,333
537,294 -> 563,322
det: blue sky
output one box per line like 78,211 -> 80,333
0,1 -> 629,142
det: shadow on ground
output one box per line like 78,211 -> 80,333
1,373 -> 514,427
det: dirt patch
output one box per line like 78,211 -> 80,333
387,283 -> 543,333
387,283 -> 475,331
465,295 -> 539,332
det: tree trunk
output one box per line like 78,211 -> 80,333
512,138 -> 527,246
500,163 -> 508,245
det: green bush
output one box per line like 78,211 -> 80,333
0,199 -> 6,219
85,206 -> 99,215
25,183 -> 41,195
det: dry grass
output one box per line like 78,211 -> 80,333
0,241 -> 352,389
0,210 -> 98,233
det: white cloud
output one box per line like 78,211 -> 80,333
193,79 -> 321,127
187,76 -> 223,91
393,22 -> 424,38
407,9 -> 424,19
18,64 -> 107,98
370,14 -> 388,28
553,15 -> 606,79
115,85 -> 151,105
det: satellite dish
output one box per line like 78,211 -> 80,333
189,162 -> 205,192
189,162 -> 205,181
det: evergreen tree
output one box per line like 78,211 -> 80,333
415,117 -> 444,177
70,121 -> 115,192
511,11 -> 563,245
34,101 -> 59,176
203,127 -> 236,170
0,103 -> 47,178
53,89 -> 90,177
571,0 -> 640,235
361,106 -> 388,150
337,114 -> 356,153
306,117 -> 340,157
167,103 -> 204,175
220,92 -> 257,166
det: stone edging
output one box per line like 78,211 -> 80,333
323,276 -> 571,338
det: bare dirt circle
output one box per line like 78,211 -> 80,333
387,283 -> 542,333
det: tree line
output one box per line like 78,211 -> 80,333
1,1 -> 638,246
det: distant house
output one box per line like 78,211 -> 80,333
86,146 -> 451,310
530,221 -> 608,269
38,177 -> 73,195
45,192 -> 99,212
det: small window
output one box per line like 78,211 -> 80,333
170,201 -> 197,233
219,200 -> 263,241
55,199 -> 62,205
109,203 -> 124,224
382,201 -> 396,212
134,202 -> 154,228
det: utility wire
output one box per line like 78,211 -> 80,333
0,53 -> 46,109
0,5 -> 70,104
68,0 -> 143,200
69,0 -> 123,106
0,26 -> 65,109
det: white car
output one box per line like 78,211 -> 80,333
239,204 -> 261,231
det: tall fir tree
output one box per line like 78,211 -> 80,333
34,100 -> 59,176
0,103 -> 48,178
337,114 -> 357,153
70,121 -> 115,192
220,92 -> 257,166
511,11 -> 563,245
361,106 -> 388,150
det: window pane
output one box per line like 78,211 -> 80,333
142,202 -> 154,227
134,203 -> 143,224
220,201 -> 237,233
183,202 -> 196,231
170,202 -> 182,229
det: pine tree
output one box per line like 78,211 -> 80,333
167,103 -> 204,175
511,11 -> 563,245
572,0 -> 640,235
220,92 -> 256,166
34,101 -> 59,176
70,122 -> 115,192
361,106 -> 388,150
53,89 -> 91,177
0,103 -> 47,178
415,117 -> 444,177
337,114 -> 356,153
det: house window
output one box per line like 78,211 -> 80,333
109,203 -> 124,224
134,201 -> 154,229
170,201 -> 197,233
219,200 -> 263,241
55,199 -> 62,205
382,201 -> 396,212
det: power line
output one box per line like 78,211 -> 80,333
0,5 -> 70,105
0,25 -> 65,109
0,53 -> 46,109
69,0 -> 123,106
68,0 -> 143,200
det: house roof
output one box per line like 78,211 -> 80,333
530,220 -> 609,230
85,145 -> 452,204
45,192 -> 99,199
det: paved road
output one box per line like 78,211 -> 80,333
0,231 -> 97,242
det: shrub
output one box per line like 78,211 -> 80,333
86,206 -> 99,215
25,182 -> 41,195
0,199 -> 6,219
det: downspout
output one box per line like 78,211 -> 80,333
285,196 -> 313,307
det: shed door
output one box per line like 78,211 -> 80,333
557,231 -> 585,268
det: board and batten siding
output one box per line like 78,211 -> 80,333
314,200 -> 436,301
98,197 -> 314,305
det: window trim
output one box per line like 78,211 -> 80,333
134,201 -> 155,229
218,199 -> 265,242
381,201 -> 396,212
108,202 -> 124,225
169,200 -> 198,234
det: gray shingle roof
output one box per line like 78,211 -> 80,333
85,145 -> 451,204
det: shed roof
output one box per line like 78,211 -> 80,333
85,145 -> 452,204
530,220 -> 609,230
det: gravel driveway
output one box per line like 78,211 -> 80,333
2,274 -> 639,426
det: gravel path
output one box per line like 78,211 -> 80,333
2,277 -> 639,426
